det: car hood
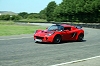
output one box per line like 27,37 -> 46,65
35,30 -> 55,36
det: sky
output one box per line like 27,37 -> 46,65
0,0 -> 62,13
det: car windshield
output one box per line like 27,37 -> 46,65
48,25 -> 64,31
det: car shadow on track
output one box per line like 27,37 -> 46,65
61,40 -> 87,43
35,40 -> 87,45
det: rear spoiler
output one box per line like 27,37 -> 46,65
75,26 -> 82,29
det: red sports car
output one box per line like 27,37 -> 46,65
33,24 -> 84,43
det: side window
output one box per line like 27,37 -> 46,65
58,26 -> 64,31
61,26 -> 64,30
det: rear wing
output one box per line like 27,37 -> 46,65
75,26 -> 82,29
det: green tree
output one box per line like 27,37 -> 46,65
39,8 -> 46,19
27,13 -> 40,19
0,15 -> 10,20
11,15 -> 22,21
46,1 -> 57,21
18,12 -> 28,19
0,15 -> 21,21
53,0 -> 100,23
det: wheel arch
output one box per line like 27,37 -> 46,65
76,32 -> 84,40
54,34 -> 62,39
53,34 -> 62,42
77,33 -> 84,41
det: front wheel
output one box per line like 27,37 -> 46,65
53,35 -> 61,44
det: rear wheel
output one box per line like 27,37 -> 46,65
53,35 -> 61,44
77,34 -> 84,42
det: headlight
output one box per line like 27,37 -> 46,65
47,32 -> 55,36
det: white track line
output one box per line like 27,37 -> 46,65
51,55 -> 100,66
0,36 -> 33,40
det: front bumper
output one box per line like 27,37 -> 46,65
34,35 -> 54,43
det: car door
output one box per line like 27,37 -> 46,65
67,30 -> 77,40
60,30 -> 71,41
67,27 -> 78,40
62,27 -> 77,41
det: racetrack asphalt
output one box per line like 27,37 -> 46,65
0,24 -> 100,66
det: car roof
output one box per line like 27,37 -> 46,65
53,24 -> 82,29
53,24 -> 75,28
60,24 -> 73,27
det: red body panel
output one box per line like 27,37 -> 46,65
34,24 -> 84,43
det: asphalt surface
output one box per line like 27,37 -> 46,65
61,57 -> 100,66
0,27 -> 100,66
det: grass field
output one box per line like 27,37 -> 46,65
0,21 -> 46,36
19,18 -> 47,22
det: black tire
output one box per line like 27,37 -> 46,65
77,34 -> 84,42
53,35 -> 61,44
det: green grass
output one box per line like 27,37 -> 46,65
19,18 -> 47,22
0,21 -> 46,36
0,20 -> 15,25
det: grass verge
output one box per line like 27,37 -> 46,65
18,18 -> 47,22
0,21 -> 46,36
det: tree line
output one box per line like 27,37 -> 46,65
0,12 -> 46,21
0,15 -> 21,21
0,0 -> 100,23
41,0 -> 100,23
18,12 -> 46,19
